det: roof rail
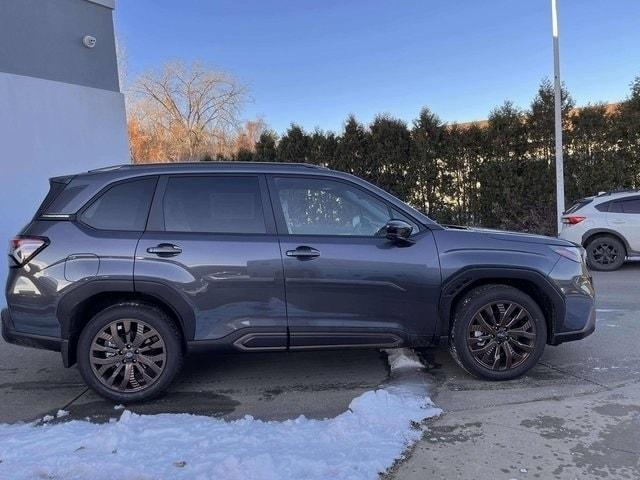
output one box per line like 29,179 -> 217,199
595,188 -> 639,197
87,164 -> 129,173
126,161 -> 328,169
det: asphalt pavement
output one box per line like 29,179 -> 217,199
390,264 -> 640,480
1,265 -> 639,479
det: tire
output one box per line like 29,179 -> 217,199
77,302 -> 183,403
449,285 -> 547,381
585,235 -> 626,271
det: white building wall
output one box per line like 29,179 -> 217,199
0,71 -> 129,286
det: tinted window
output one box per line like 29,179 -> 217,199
274,177 -> 415,236
608,201 -> 623,213
621,198 -> 640,214
81,178 -> 156,231
163,176 -> 266,234
595,201 -> 611,212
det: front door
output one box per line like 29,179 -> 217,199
268,175 -> 441,349
135,174 -> 287,350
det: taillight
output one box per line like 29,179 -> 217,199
8,236 -> 49,267
562,216 -> 586,225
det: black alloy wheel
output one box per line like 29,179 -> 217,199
586,235 -> 625,271
77,303 -> 183,403
467,301 -> 536,371
89,319 -> 167,393
449,284 -> 547,381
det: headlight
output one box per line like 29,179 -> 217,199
549,245 -> 584,263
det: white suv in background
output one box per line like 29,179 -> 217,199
560,190 -> 640,271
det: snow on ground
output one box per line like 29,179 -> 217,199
0,348 -> 440,480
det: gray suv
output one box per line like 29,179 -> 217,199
3,163 -> 596,402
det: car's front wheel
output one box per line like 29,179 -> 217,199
77,302 -> 183,403
449,285 -> 547,380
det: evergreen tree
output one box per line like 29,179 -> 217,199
410,108 -> 445,215
277,124 -> 310,162
528,79 -> 574,164
308,129 -> 338,166
368,115 -> 412,200
566,104 -> 619,201
255,131 -> 278,161
480,102 -> 530,231
440,124 -> 485,225
333,115 -> 370,175
526,80 -> 574,234
235,147 -> 255,162
614,77 -> 640,186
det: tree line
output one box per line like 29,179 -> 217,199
232,78 -> 640,235
127,62 -> 640,235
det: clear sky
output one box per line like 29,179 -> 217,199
115,0 -> 640,134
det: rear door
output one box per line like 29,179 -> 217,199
267,175 -> 441,349
607,196 -> 640,252
135,174 -> 287,349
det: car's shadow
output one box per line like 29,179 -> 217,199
58,349 -> 390,423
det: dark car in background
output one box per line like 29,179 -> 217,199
3,163 -> 596,402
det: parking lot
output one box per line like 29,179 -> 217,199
1,266 -> 639,479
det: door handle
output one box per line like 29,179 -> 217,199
286,246 -> 320,259
147,243 -> 182,257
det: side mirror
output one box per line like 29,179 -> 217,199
382,219 -> 413,243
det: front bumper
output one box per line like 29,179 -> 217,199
549,302 -> 596,345
547,255 -> 596,345
1,308 -> 71,366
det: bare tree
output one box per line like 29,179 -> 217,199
128,61 -> 248,162
235,118 -> 267,152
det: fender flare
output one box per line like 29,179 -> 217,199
57,279 -> 196,341
581,228 -> 631,253
436,266 -> 565,340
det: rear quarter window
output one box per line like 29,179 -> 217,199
80,178 -> 157,231
565,199 -> 593,214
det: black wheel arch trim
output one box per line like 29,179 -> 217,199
57,278 -> 134,340
55,278 -> 196,367
437,266 -> 565,343
581,228 -> 631,254
134,280 -> 196,341
57,279 -> 196,341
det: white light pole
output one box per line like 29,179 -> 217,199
551,0 -> 565,234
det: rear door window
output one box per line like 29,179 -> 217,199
608,201 -> 624,213
80,178 -> 157,231
162,176 -> 267,234
621,198 -> 640,214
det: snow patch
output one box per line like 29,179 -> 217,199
0,348 -> 440,480
384,347 -> 424,371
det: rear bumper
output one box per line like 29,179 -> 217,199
1,308 -> 71,367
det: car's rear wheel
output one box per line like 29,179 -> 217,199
449,285 -> 547,380
585,235 -> 625,271
77,302 -> 183,403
